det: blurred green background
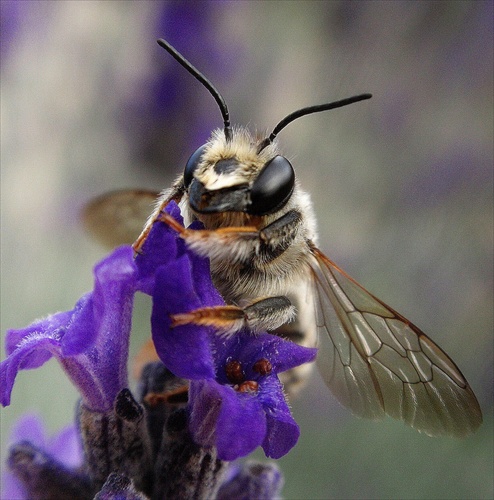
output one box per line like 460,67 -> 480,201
1,1 -> 492,498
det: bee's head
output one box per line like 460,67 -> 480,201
156,38 -> 371,216
183,129 -> 295,216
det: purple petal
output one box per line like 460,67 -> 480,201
5,308 -> 75,365
56,294 -> 94,356
189,380 -> 267,461
257,337 -> 317,375
1,471 -> 26,500
151,257 -> 216,380
47,424 -> 83,469
187,245 -> 223,307
0,336 -> 63,406
135,201 -> 186,295
259,378 -> 300,459
63,246 -> 137,409
1,246 -> 137,411
212,331 -> 318,382
8,414 -> 47,449
60,246 -> 137,411
62,245 -> 136,356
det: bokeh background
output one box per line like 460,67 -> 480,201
1,1 -> 492,498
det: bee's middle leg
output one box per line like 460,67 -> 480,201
170,296 -> 295,336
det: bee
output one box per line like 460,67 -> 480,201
85,39 -> 482,438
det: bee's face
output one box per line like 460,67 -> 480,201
183,128 -> 295,216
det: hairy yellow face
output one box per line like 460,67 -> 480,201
194,128 -> 278,191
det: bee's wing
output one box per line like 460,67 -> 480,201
83,189 -> 159,247
309,247 -> 482,437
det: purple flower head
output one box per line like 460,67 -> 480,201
142,207 -> 318,461
1,246 -> 137,412
3,198 -> 313,497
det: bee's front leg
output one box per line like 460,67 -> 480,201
133,181 -> 185,252
158,209 -> 303,264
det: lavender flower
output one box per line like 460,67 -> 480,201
139,205 -> 318,461
1,201 -> 316,497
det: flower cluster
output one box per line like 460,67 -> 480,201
1,202 -> 317,498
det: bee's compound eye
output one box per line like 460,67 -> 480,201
249,156 -> 295,215
184,145 -> 208,188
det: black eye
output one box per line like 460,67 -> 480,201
249,156 -> 295,215
184,145 -> 208,188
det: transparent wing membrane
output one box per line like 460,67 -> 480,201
310,247 -> 482,437
83,190 -> 158,247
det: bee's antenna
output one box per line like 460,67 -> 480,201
257,93 -> 372,153
157,39 -> 232,142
